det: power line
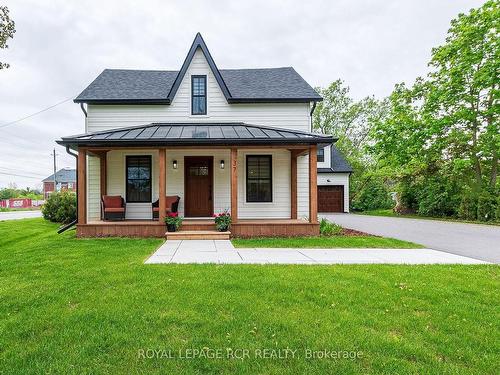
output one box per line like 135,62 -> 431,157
0,97 -> 74,129
0,171 -> 44,180
0,167 -> 47,177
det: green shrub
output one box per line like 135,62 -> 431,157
458,192 -> 478,221
319,218 -> 343,236
351,178 -> 393,212
398,179 -> 419,213
42,192 -> 76,224
459,188 -> 498,222
477,190 -> 497,222
416,179 -> 460,217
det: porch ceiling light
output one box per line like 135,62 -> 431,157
173,160 -> 178,169
220,160 -> 225,169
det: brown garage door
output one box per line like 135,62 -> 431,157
318,185 -> 344,212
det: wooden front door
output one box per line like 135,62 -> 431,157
184,156 -> 213,217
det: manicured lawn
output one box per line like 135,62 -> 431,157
358,209 -> 500,226
0,219 -> 498,374
232,236 -> 423,249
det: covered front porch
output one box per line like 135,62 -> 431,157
58,122 -> 333,238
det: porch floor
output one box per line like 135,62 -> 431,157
78,218 -> 319,238
86,218 -> 311,225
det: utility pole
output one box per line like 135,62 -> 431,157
52,148 -> 57,193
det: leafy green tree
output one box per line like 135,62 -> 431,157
426,0 -> 499,190
313,80 -> 391,211
0,187 -> 18,199
313,80 -> 389,162
373,0 -> 499,220
0,5 -> 15,69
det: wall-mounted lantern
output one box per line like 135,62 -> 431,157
173,160 -> 178,169
220,160 -> 225,169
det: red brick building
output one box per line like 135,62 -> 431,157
42,168 -> 76,199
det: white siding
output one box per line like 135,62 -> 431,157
85,148 -> 312,220
317,145 -> 331,169
297,154 -> 310,219
238,150 -> 291,219
106,150 -> 159,220
86,49 -> 311,133
87,155 -> 100,220
317,173 -> 350,213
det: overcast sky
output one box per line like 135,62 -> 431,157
0,0 -> 484,189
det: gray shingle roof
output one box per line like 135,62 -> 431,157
58,123 -> 333,148
74,67 -> 322,104
75,70 -> 178,102
220,68 -> 320,101
43,168 -> 76,182
318,145 -> 353,173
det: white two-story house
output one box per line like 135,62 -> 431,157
58,33 -> 339,238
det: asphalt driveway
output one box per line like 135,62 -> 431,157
0,210 -> 42,221
322,213 -> 500,263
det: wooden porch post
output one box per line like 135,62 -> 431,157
230,147 -> 238,223
290,151 -> 298,220
309,145 -> 318,223
77,148 -> 87,225
158,148 -> 166,223
99,152 -> 107,196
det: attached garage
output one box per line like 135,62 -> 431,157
318,185 -> 344,212
317,144 -> 352,213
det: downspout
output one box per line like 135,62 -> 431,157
79,103 -> 87,117
57,145 -> 78,234
310,101 -> 317,133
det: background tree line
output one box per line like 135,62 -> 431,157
313,0 -> 499,222
0,186 -> 43,200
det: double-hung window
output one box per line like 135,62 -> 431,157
246,155 -> 272,202
317,147 -> 325,162
191,75 -> 207,115
126,155 -> 152,203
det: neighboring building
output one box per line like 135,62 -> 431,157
42,168 -> 76,199
57,33 -> 335,238
317,145 -> 352,213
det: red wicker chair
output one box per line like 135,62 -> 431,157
101,195 -> 126,221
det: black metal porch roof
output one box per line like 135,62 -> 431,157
57,123 -> 335,149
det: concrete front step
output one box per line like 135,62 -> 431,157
165,230 -> 230,240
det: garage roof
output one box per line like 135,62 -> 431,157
318,145 -> 353,173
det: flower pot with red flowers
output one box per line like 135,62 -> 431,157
213,209 -> 231,232
164,212 -> 183,232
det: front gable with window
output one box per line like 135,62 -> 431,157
191,75 -> 207,115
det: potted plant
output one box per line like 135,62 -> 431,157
213,209 -> 231,232
164,212 -> 183,232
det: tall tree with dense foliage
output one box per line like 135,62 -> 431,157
313,80 -> 392,211
0,5 -> 15,69
373,0 -> 499,220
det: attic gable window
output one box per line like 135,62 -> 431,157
191,75 -> 207,115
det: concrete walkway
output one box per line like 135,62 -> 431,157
145,240 -> 488,265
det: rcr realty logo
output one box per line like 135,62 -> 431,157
137,347 -> 363,361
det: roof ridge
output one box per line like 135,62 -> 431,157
220,67 -> 293,71
103,68 -> 179,73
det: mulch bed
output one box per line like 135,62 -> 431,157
341,228 -> 376,237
